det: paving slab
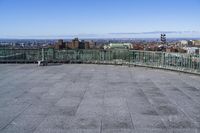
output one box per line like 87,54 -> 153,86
0,64 -> 200,133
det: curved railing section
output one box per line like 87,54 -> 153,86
129,50 -> 200,74
0,48 -> 200,74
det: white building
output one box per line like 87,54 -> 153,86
183,47 -> 199,54
105,43 -> 131,49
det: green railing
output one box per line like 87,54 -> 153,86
129,50 -> 200,74
0,48 -> 200,74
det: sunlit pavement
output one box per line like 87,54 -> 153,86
0,64 -> 200,133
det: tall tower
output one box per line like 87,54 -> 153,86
161,34 -> 166,44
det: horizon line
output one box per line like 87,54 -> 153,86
1,37 -> 200,40
0,30 -> 200,39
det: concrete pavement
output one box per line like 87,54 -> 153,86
0,64 -> 200,133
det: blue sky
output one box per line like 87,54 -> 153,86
0,0 -> 200,39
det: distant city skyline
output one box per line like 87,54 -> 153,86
0,0 -> 200,39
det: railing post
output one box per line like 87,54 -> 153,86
52,48 -> 55,62
163,52 -> 165,67
42,48 -> 44,61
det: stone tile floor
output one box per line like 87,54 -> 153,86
0,64 -> 200,133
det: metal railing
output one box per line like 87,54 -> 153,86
0,48 -> 200,74
129,50 -> 200,74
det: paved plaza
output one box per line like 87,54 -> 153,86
0,64 -> 200,133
